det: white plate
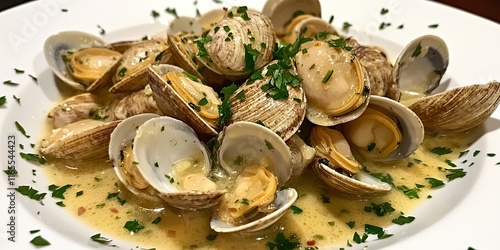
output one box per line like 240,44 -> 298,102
0,0 -> 499,249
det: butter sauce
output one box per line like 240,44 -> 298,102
43,131 -> 473,249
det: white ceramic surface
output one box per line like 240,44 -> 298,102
0,0 -> 499,249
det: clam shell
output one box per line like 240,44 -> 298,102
109,40 -> 170,93
210,188 -> 297,233
44,31 -> 120,92
262,0 -> 321,36
283,15 -> 335,44
409,81 -> 500,133
228,61 -> 306,141
200,8 -> 276,78
217,121 -> 292,185
148,64 -> 218,135
47,93 -> 101,128
342,95 -> 424,162
108,86 -> 163,120
311,158 -> 391,198
109,113 -> 163,203
133,116 -> 224,210
393,35 -> 449,97
286,134 -> 316,178
41,119 -> 120,160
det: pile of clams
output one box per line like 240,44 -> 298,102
40,0 -> 500,235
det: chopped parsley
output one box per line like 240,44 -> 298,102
379,22 -> 391,30
342,22 -> 352,32
13,95 -> 20,104
321,195 -> 330,203
241,198 -> 250,205
327,38 -> 353,51
189,102 -> 201,112
364,202 -> 395,216
365,224 -> 393,239
194,35 -> 212,57
151,10 -> 160,18
428,24 -> 439,28
397,185 -> 421,199
97,25 -> 105,35
152,217 -> 162,224
380,8 -> 389,15
425,177 -> 445,188
4,80 -> 20,86
76,190 -> 83,197
445,168 -> 466,181
328,15 -> 334,24
165,7 -> 178,18
0,96 -> 6,106
49,184 -> 72,199
444,159 -> 457,167
56,201 -> 65,207
430,147 -> 452,155
182,71 -> 199,82
244,44 -> 260,72
90,233 -> 115,246
14,68 -> 24,74
15,121 -> 30,138
367,142 -> 376,151
198,97 -> 208,106
411,43 -> 422,57
392,215 -> 415,225
124,220 -> 145,233
16,185 -> 46,203
30,229 -> 40,234
206,233 -> 218,241
290,205 -> 303,214
266,233 -> 301,250
352,232 -> 368,243
217,83 -> 238,126
346,221 -> 355,229
473,150 -> 480,157
235,90 -> 245,101
20,152 -> 46,164
397,24 -> 404,29
265,140 -> 274,150
30,235 -> 51,246
322,69 -> 333,83
487,153 -> 496,157
118,67 -> 127,77
370,172 -> 395,187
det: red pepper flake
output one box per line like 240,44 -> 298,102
110,208 -> 119,214
223,7 -> 228,11
306,240 -> 316,246
77,207 -> 86,216
167,230 -> 176,238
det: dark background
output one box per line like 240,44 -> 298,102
0,0 -> 498,23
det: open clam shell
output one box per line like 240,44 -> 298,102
210,188 -> 297,233
109,113 -> 163,203
312,158 -> 391,198
148,64 -> 219,135
217,121 -> 292,184
44,31 -> 121,92
409,81 -> 500,133
132,116 -> 224,210
109,39 -> 170,93
228,61 -> 306,141
393,35 -> 449,99
283,14 -> 336,44
41,119 -> 120,160
211,121 -> 297,233
262,0 -> 321,36
341,95 -> 424,162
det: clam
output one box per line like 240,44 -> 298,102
109,39 -> 170,93
111,115 -> 225,210
40,119 -> 120,160
47,93 -> 102,128
262,0 -> 321,36
211,121 -> 297,233
310,126 -> 391,197
286,134 -> 316,178
409,81 -> 500,133
295,38 -> 370,126
341,95 -> 424,162
109,113 -> 163,203
393,35 -> 449,101
148,64 -> 221,135
227,61 -> 306,141
282,14 -> 336,44
44,31 -> 122,92
197,7 -> 276,79
108,85 -> 163,120
348,39 -> 400,101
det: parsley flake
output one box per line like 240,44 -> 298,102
124,220 -> 145,233
20,152 -> 46,164
392,215 -> 415,225
411,43 -> 422,57
290,205 -> 303,214
90,233 -> 116,246
165,8 -> 178,18
30,235 -> 50,246
430,147 -> 452,155
15,121 -> 30,138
